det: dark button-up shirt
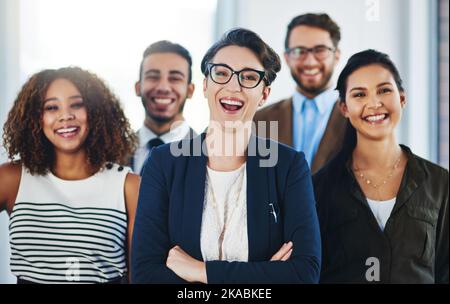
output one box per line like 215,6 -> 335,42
313,145 -> 449,283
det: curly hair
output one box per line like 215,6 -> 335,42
3,67 -> 137,175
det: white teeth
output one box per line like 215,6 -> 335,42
154,98 -> 172,105
365,114 -> 386,122
56,127 -> 78,134
303,69 -> 320,75
220,99 -> 243,106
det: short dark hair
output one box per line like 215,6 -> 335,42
336,49 -> 405,102
139,40 -> 193,83
285,13 -> 341,50
201,28 -> 281,86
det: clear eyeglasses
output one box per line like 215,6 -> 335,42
286,45 -> 335,61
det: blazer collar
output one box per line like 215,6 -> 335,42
344,144 -> 426,214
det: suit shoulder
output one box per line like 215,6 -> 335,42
254,98 -> 291,119
411,151 -> 449,183
312,153 -> 343,187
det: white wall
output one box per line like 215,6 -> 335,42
215,0 -> 435,159
0,0 -> 20,284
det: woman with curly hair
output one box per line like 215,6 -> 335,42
0,67 -> 140,284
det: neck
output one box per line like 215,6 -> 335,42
205,121 -> 251,171
297,82 -> 331,99
144,114 -> 184,136
352,134 -> 402,170
52,150 -> 95,180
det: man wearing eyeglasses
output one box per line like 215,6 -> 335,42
255,13 -> 346,174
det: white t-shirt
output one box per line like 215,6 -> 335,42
366,197 -> 396,231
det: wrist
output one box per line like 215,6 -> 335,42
196,261 -> 207,284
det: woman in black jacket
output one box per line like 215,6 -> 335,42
314,49 -> 448,283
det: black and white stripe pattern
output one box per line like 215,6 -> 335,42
9,202 -> 127,283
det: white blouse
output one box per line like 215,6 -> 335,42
366,197 -> 397,231
200,163 -> 248,262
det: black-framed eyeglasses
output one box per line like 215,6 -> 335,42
286,45 -> 335,60
207,63 -> 267,89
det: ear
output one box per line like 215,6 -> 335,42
400,92 -> 406,108
203,78 -> 208,98
334,48 -> 341,63
259,86 -> 271,107
284,52 -> 290,64
338,100 -> 349,118
186,83 -> 195,99
135,81 -> 141,97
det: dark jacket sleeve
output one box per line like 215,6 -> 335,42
205,152 -> 322,284
435,170 -> 449,283
131,149 -> 186,283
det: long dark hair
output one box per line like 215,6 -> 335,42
334,49 -> 405,166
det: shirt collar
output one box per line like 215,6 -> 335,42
292,88 -> 338,115
138,120 -> 190,148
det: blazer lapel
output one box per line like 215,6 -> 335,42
246,136 -> 270,261
181,134 -> 207,260
277,98 -> 293,147
311,101 -> 346,174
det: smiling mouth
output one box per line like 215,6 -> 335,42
301,68 -> 321,76
152,97 -> 174,105
55,126 -> 80,138
219,98 -> 244,113
363,113 -> 389,124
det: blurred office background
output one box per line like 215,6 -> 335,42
0,0 -> 448,283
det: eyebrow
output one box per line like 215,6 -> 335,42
289,44 -> 331,49
144,69 -> 186,78
349,82 -> 394,92
212,63 -> 263,72
43,95 -> 83,103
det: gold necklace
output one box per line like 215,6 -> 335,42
353,155 -> 401,191
207,166 -> 245,260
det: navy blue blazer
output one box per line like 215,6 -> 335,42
131,134 -> 321,283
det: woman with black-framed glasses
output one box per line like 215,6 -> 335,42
132,28 -> 321,284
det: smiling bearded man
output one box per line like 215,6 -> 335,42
254,13 -> 347,174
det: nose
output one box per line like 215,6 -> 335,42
225,73 -> 242,92
155,77 -> 171,94
367,95 -> 383,109
301,51 -> 319,66
58,106 -> 75,121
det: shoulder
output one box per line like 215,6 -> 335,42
102,163 -> 132,176
254,136 -> 308,175
0,162 -> 21,186
312,151 -> 346,190
254,98 -> 292,120
125,172 -> 141,190
0,162 -> 22,212
407,147 -> 449,184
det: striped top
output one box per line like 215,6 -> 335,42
9,164 -> 131,284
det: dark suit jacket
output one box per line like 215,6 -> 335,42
131,134 -> 321,284
254,97 -> 347,174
